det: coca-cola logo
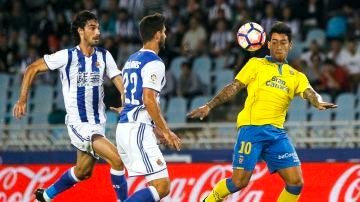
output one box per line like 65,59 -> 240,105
0,166 -> 59,202
330,165 -> 360,202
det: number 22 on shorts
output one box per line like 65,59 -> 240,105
239,141 -> 252,154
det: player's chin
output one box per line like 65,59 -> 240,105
91,39 -> 100,46
274,54 -> 286,61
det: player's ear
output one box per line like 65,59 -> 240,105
154,31 -> 161,41
289,41 -> 293,50
77,27 -> 84,37
267,40 -> 271,50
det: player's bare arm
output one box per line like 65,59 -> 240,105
109,75 -> 125,113
303,88 -> 338,110
187,79 -> 245,119
13,58 -> 49,119
143,88 -> 182,151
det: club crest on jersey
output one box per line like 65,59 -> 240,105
76,62 -> 82,70
239,155 -> 244,164
289,69 -> 294,75
156,159 -> 164,166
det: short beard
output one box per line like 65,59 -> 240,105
159,39 -> 165,49
90,40 -> 99,47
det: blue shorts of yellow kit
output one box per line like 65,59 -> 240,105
233,125 -> 300,173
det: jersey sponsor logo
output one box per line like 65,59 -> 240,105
278,152 -> 299,162
77,72 -> 100,87
265,76 -> 289,93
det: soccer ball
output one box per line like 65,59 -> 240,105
237,22 -> 266,51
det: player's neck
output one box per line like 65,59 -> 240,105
143,42 -> 159,54
268,55 -> 287,64
78,43 -> 95,57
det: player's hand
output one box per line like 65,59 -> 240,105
13,100 -> 27,120
162,130 -> 182,151
110,106 -> 124,113
316,102 -> 338,110
187,105 -> 210,120
153,127 -> 167,145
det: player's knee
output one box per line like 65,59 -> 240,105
155,181 -> 170,198
231,176 -> 250,189
286,176 -> 304,187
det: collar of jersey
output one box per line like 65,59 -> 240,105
140,48 -> 156,54
265,55 -> 288,64
76,45 -> 96,57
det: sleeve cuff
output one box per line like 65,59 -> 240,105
43,57 -> 52,70
110,73 -> 122,80
143,86 -> 160,93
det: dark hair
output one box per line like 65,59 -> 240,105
269,22 -> 292,42
71,10 -> 98,44
139,13 -> 165,43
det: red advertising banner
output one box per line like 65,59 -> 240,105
0,163 -> 359,202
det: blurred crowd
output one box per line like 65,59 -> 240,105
1,0 -> 360,109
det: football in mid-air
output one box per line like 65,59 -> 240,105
237,22 -> 266,51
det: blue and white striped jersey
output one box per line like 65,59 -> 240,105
119,49 -> 166,125
44,46 -> 122,124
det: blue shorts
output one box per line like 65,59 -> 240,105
233,125 -> 300,173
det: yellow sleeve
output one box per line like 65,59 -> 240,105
234,58 -> 257,85
295,72 -> 311,98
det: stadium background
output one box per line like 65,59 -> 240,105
1,0 -> 360,201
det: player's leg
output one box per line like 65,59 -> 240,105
277,166 -> 304,202
261,126 -> 303,202
35,124 -> 100,202
118,123 -> 170,202
204,168 -> 252,202
124,170 -> 170,202
203,126 -> 263,202
37,150 -> 96,202
92,135 -> 128,201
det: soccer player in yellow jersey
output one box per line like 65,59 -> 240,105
188,22 -> 337,202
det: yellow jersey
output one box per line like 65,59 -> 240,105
235,56 -> 310,129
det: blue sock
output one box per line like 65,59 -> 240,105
285,184 -> 303,195
124,186 -> 159,202
226,178 -> 240,193
110,168 -> 128,201
45,167 -> 80,199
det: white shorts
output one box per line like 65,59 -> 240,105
66,123 -> 105,158
116,122 -> 168,178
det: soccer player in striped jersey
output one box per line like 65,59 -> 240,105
188,22 -> 337,202
115,13 -> 181,202
13,11 -> 128,202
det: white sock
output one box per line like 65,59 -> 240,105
70,167 -> 81,182
110,168 -> 125,176
43,191 -> 52,202
148,186 -> 160,201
